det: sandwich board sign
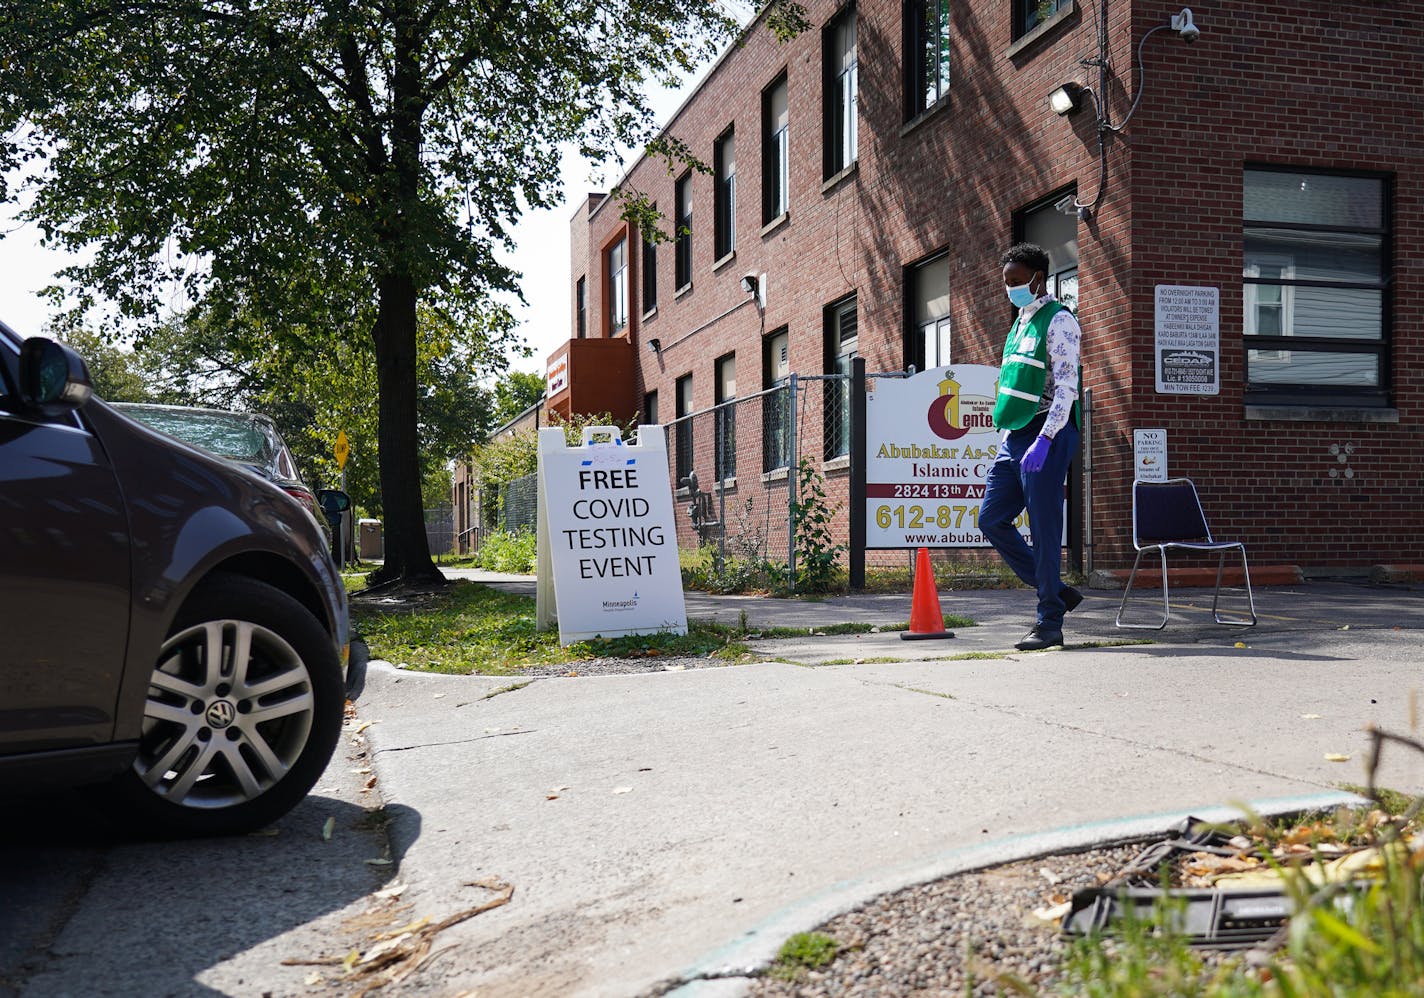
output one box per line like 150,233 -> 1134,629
535,425 -> 687,645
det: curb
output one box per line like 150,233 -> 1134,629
1088,564 -> 1303,589
665,790 -> 1366,996
1370,564 -> 1424,584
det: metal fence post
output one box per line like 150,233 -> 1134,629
786,372 -> 799,592
850,357 -> 867,590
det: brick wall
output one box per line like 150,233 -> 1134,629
566,0 -> 1424,575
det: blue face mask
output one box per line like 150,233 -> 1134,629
1006,282 -> 1037,308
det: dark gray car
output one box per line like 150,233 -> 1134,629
0,323 -> 351,837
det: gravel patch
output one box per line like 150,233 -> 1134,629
744,843 -> 1150,997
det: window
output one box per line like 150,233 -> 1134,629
575,276 -> 586,338
644,390 -> 658,425
606,237 -> 628,334
762,75 -> 789,223
642,217 -> 658,315
824,5 -> 858,179
824,296 -> 857,459
714,129 -> 736,261
1243,168 -> 1389,406
675,373 -> 694,484
715,353 -> 737,481
675,173 -> 693,290
1021,193 -> 1079,312
906,0 -> 951,117
1014,0 -> 1069,39
763,328 -> 792,473
910,252 -> 951,370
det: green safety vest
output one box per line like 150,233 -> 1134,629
992,301 -> 1081,431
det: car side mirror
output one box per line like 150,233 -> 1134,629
317,489 -> 351,515
19,337 -> 93,416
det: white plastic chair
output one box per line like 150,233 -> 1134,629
1116,478 -> 1257,629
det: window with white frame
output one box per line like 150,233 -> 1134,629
1021,193 -> 1079,313
910,252 -> 951,369
907,0 -> 951,118
763,75 -> 789,223
763,328 -> 791,473
606,237 -> 628,334
642,213 -> 658,315
825,296 -> 857,459
675,173 -> 693,291
1243,168 -> 1389,406
824,5 -> 858,178
1015,0 -> 1069,39
714,129 -> 736,261
714,353 -> 737,481
675,373 -> 694,484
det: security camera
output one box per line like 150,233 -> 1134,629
1171,7 -> 1200,43
740,272 -> 759,295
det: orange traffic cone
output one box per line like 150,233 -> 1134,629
901,547 -> 955,640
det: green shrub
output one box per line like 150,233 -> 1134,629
474,528 -> 537,574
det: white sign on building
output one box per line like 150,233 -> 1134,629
1155,284 -> 1220,395
1133,428 -> 1168,482
535,425 -> 687,645
865,364 -> 1057,548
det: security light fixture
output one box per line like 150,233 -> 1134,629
1049,82 -> 1085,116
647,337 -> 662,354
1172,7 -> 1200,43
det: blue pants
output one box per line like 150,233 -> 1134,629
980,422 -> 1080,630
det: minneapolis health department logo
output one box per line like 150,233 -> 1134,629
602,591 -> 641,612
925,374 -> 995,441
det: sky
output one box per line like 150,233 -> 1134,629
0,50 -> 710,383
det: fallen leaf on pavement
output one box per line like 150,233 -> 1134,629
1324,753 -> 1352,762
365,858 -> 393,866
373,883 -> 407,899
612,786 -> 633,794
322,817 -> 336,841
1301,713 -> 1323,719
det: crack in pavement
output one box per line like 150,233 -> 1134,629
370,729 -> 537,756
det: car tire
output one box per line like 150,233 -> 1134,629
111,573 -> 345,837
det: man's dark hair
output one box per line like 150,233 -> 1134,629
1000,242 -> 1050,277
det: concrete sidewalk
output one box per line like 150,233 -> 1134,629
356,574 -> 1424,996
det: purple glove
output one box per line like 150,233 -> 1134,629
1021,434 -> 1052,473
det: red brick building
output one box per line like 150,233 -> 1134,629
551,0 -> 1424,577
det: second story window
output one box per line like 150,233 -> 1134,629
607,237 -> 628,334
675,173 -> 693,291
1015,0 -> 1069,39
642,216 -> 658,315
714,128 -> 737,261
575,276 -> 586,338
907,0 -> 951,117
824,5 -> 858,179
763,75 -> 789,223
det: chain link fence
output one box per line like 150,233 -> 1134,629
663,375 -> 852,589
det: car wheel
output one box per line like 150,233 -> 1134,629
112,573 -> 344,837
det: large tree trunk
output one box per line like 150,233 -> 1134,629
368,270 -> 444,588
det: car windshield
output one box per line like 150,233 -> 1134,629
116,405 -> 278,467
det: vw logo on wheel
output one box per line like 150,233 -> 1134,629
205,700 -> 238,729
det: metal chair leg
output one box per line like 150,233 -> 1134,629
1116,546 -> 1169,629
1210,543 -> 1257,626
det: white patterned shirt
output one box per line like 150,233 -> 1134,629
1002,292 -> 1081,442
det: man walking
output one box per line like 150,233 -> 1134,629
981,242 -> 1083,650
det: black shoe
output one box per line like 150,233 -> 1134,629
1063,587 -> 1083,613
1015,626 -> 1064,651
